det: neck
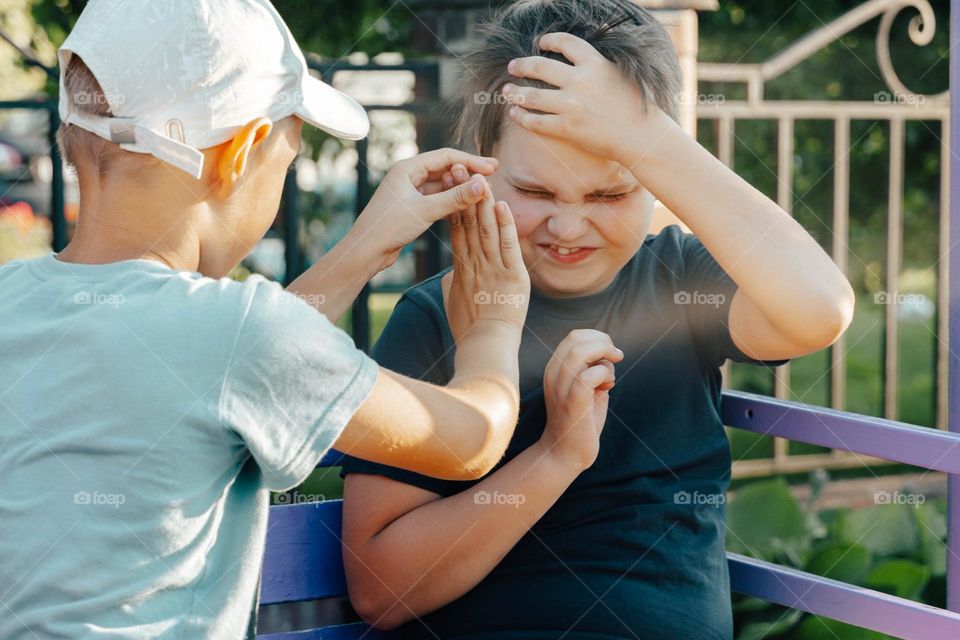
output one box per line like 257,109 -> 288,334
58,171 -> 208,272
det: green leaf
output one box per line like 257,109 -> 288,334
727,479 -> 810,562
804,542 -> 872,585
865,560 -> 929,600
914,502 -> 947,577
735,608 -> 803,640
831,505 -> 918,557
793,615 -> 890,640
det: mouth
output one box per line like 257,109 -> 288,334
538,243 -> 598,264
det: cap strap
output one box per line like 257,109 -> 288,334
64,112 -> 205,179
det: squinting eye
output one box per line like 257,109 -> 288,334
591,193 -> 629,203
514,186 -> 552,199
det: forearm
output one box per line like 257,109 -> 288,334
439,319 -> 523,473
348,439 -> 579,628
620,114 -> 853,342
335,322 -> 522,480
285,228 -> 384,323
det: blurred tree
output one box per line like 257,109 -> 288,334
28,0 -> 412,58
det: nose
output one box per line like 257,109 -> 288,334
546,204 -> 590,242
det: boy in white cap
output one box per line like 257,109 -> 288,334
0,0 -> 530,638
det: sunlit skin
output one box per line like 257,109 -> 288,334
486,124 -> 655,298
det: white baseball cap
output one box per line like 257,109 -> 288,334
58,0 -> 370,179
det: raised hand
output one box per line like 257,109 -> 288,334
502,32 -> 675,165
540,329 -> 623,471
351,149 -> 499,273
440,170 -> 530,343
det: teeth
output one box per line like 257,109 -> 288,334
555,246 -> 576,255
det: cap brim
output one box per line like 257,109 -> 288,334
297,75 -> 369,141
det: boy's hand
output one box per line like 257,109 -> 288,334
502,32 -> 674,165
540,330 -> 623,472
440,173 -> 530,343
352,149 -> 499,272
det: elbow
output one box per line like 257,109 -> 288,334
439,378 -> 519,481
454,402 -> 518,481
349,584 -> 411,631
798,282 -> 856,351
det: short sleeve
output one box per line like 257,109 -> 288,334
339,288 -> 455,497
680,233 -> 789,369
220,279 -> 378,491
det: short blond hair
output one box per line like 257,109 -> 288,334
56,55 -> 126,176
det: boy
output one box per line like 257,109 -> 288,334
339,1 -> 854,638
0,1 -> 532,638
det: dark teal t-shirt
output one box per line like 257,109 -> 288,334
341,225 -> 788,639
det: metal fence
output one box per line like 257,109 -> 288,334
694,0 -> 951,478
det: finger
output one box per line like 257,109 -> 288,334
419,163 -> 472,196
507,56 -> 574,88
557,336 -> 623,400
547,329 -> 601,392
494,201 -> 522,271
509,106 -> 562,137
422,175 -> 487,223
448,209 -> 467,270
418,179 -> 448,196
451,163 -> 471,185
537,32 -> 599,65
553,330 -> 619,367
407,149 -> 498,185
477,188 -> 501,265
571,363 -> 617,403
501,84 -> 567,115
594,359 -> 617,391
424,162 -> 468,182
558,343 -> 619,401
460,175 -> 488,260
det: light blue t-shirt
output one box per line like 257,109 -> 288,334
0,254 -> 378,639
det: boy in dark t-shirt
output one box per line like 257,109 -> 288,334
339,1 -> 854,638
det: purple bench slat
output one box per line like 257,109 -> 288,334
728,552 -> 960,639
722,390 -> 960,473
259,500 -> 400,639
261,501 -> 348,605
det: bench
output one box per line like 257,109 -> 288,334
258,389 -> 960,639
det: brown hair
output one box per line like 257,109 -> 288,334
452,0 -> 682,156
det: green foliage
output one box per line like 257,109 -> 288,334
29,0 -> 411,54
728,478 -> 947,639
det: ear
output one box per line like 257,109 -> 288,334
217,117 -> 273,198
